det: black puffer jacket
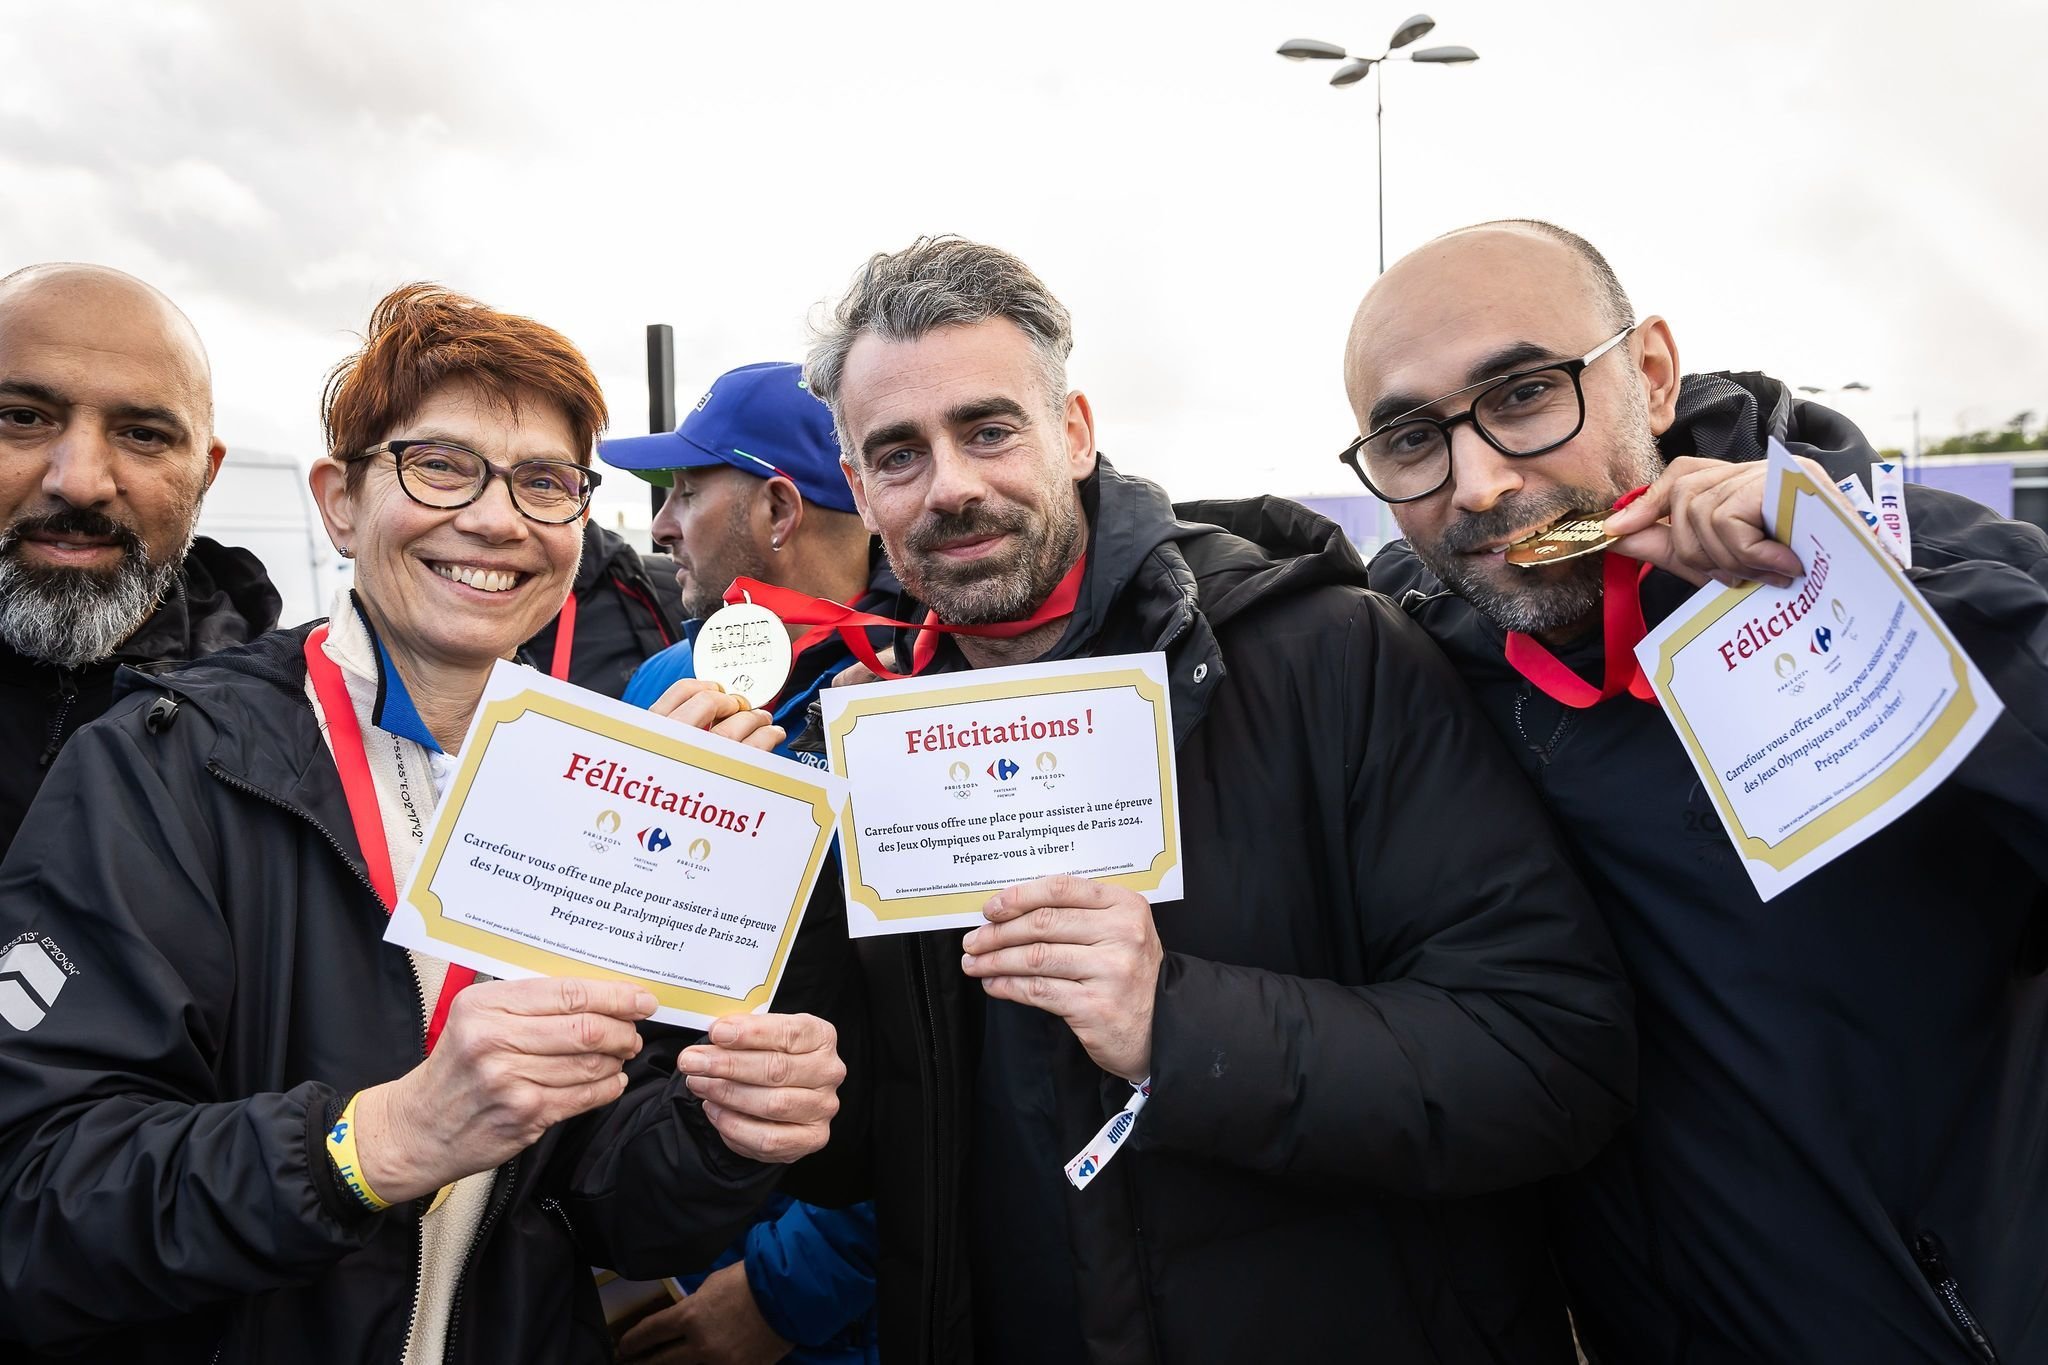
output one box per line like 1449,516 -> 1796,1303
0,534 -> 279,856
808,458 -> 1635,1364
1368,373 -> 2048,1363
0,624 -> 853,1363
521,521 -> 681,699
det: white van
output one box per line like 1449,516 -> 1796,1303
196,449 -> 349,628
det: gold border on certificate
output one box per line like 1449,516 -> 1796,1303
824,668 -> 1178,921
404,688 -> 839,1017
1643,467 -> 1984,871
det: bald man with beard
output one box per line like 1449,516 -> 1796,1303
0,264 -> 279,856
1347,220 -> 2048,1363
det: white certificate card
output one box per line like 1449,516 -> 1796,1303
820,652 -> 1182,937
1634,439 -> 2002,900
386,663 -> 846,1028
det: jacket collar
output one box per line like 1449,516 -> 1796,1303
119,535 -> 283,665
324,588 -> 443,752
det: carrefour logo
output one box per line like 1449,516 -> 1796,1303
637,827 -> 672,853
1810,626 -> 1833,655
987,757 -> 1020,782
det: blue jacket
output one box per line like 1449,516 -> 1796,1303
674,1197 -> 878,1362
629,575 -> 897,1364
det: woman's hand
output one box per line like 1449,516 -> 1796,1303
677,1013 -> 843,1163
353,977 -> 655,1202
649,679 -> 784,753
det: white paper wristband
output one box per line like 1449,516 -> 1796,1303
1063,1078 -> 1151,1191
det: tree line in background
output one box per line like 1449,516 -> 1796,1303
1881,410 -> 2048,460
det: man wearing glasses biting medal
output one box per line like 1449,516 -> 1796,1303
1352,218 -> 2048,1364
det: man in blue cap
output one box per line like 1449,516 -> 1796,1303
606,361 -> 891,768
600,362 -> 883,1365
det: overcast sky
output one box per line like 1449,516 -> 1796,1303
4,0 -> 2043,536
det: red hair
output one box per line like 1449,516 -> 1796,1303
323,283 -> 607,483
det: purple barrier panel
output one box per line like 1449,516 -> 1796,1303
1291,494 -> 1391,557
1908,462 -> 2014,518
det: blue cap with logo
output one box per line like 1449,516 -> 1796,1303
598,361 -> 856,513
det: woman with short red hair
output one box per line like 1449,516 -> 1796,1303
0,284 -> 846,1364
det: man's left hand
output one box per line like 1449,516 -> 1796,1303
676,1014 -> 843,1164
1603,453 -> 1837,590
616,1262 -> 792,1365
960,874 -> 1162,1082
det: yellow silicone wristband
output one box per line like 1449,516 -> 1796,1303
325,1092 -> 390,1212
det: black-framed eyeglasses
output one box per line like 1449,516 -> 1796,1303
357,440 -> 601,524
1339,324 -> 1637,504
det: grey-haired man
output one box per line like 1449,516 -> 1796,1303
766,237 -> 1635,1364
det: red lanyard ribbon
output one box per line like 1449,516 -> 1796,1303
723,555 -> 1087,680
305,625 -> 475,1052
1503,488 -> 1660,710
548,592 -> 577,682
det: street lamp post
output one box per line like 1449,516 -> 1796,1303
1279,16 -> 1479,273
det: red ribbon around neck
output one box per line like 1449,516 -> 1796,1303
548,591 -> 577,682
305,626 -> 475,1053
1502,487 -> 1660,710
722,555 -> 1087,681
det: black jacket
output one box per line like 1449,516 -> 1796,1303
1368,373 -> 2048,1364
521,521 -> 681,699
0,535 -> 279,857
0,623 -> 851,1363
811,459 -> 1635,1364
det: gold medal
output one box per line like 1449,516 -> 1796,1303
1506,511 -> 1619,568
692,599 -> 791,709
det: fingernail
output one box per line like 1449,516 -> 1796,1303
961,930 -> 980,952
677,1047 -> 706,1073
633,991 -> 658,1017
960,953 -> 976,973
710,1019 -> 739,1045
702,1099 -> 722,1120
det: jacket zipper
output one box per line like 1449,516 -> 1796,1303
37,670 -> 78,767
909,936 -> 946,1363
440,1157 -> 520,1361
203,760 -> 436,1362
1912,1233 -> 1998,1363
539,1195 -> 578,1245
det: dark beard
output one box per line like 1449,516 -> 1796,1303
0,507 -> 180,670
1412,484 -> 1610,636
895,494 -> 1083,625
